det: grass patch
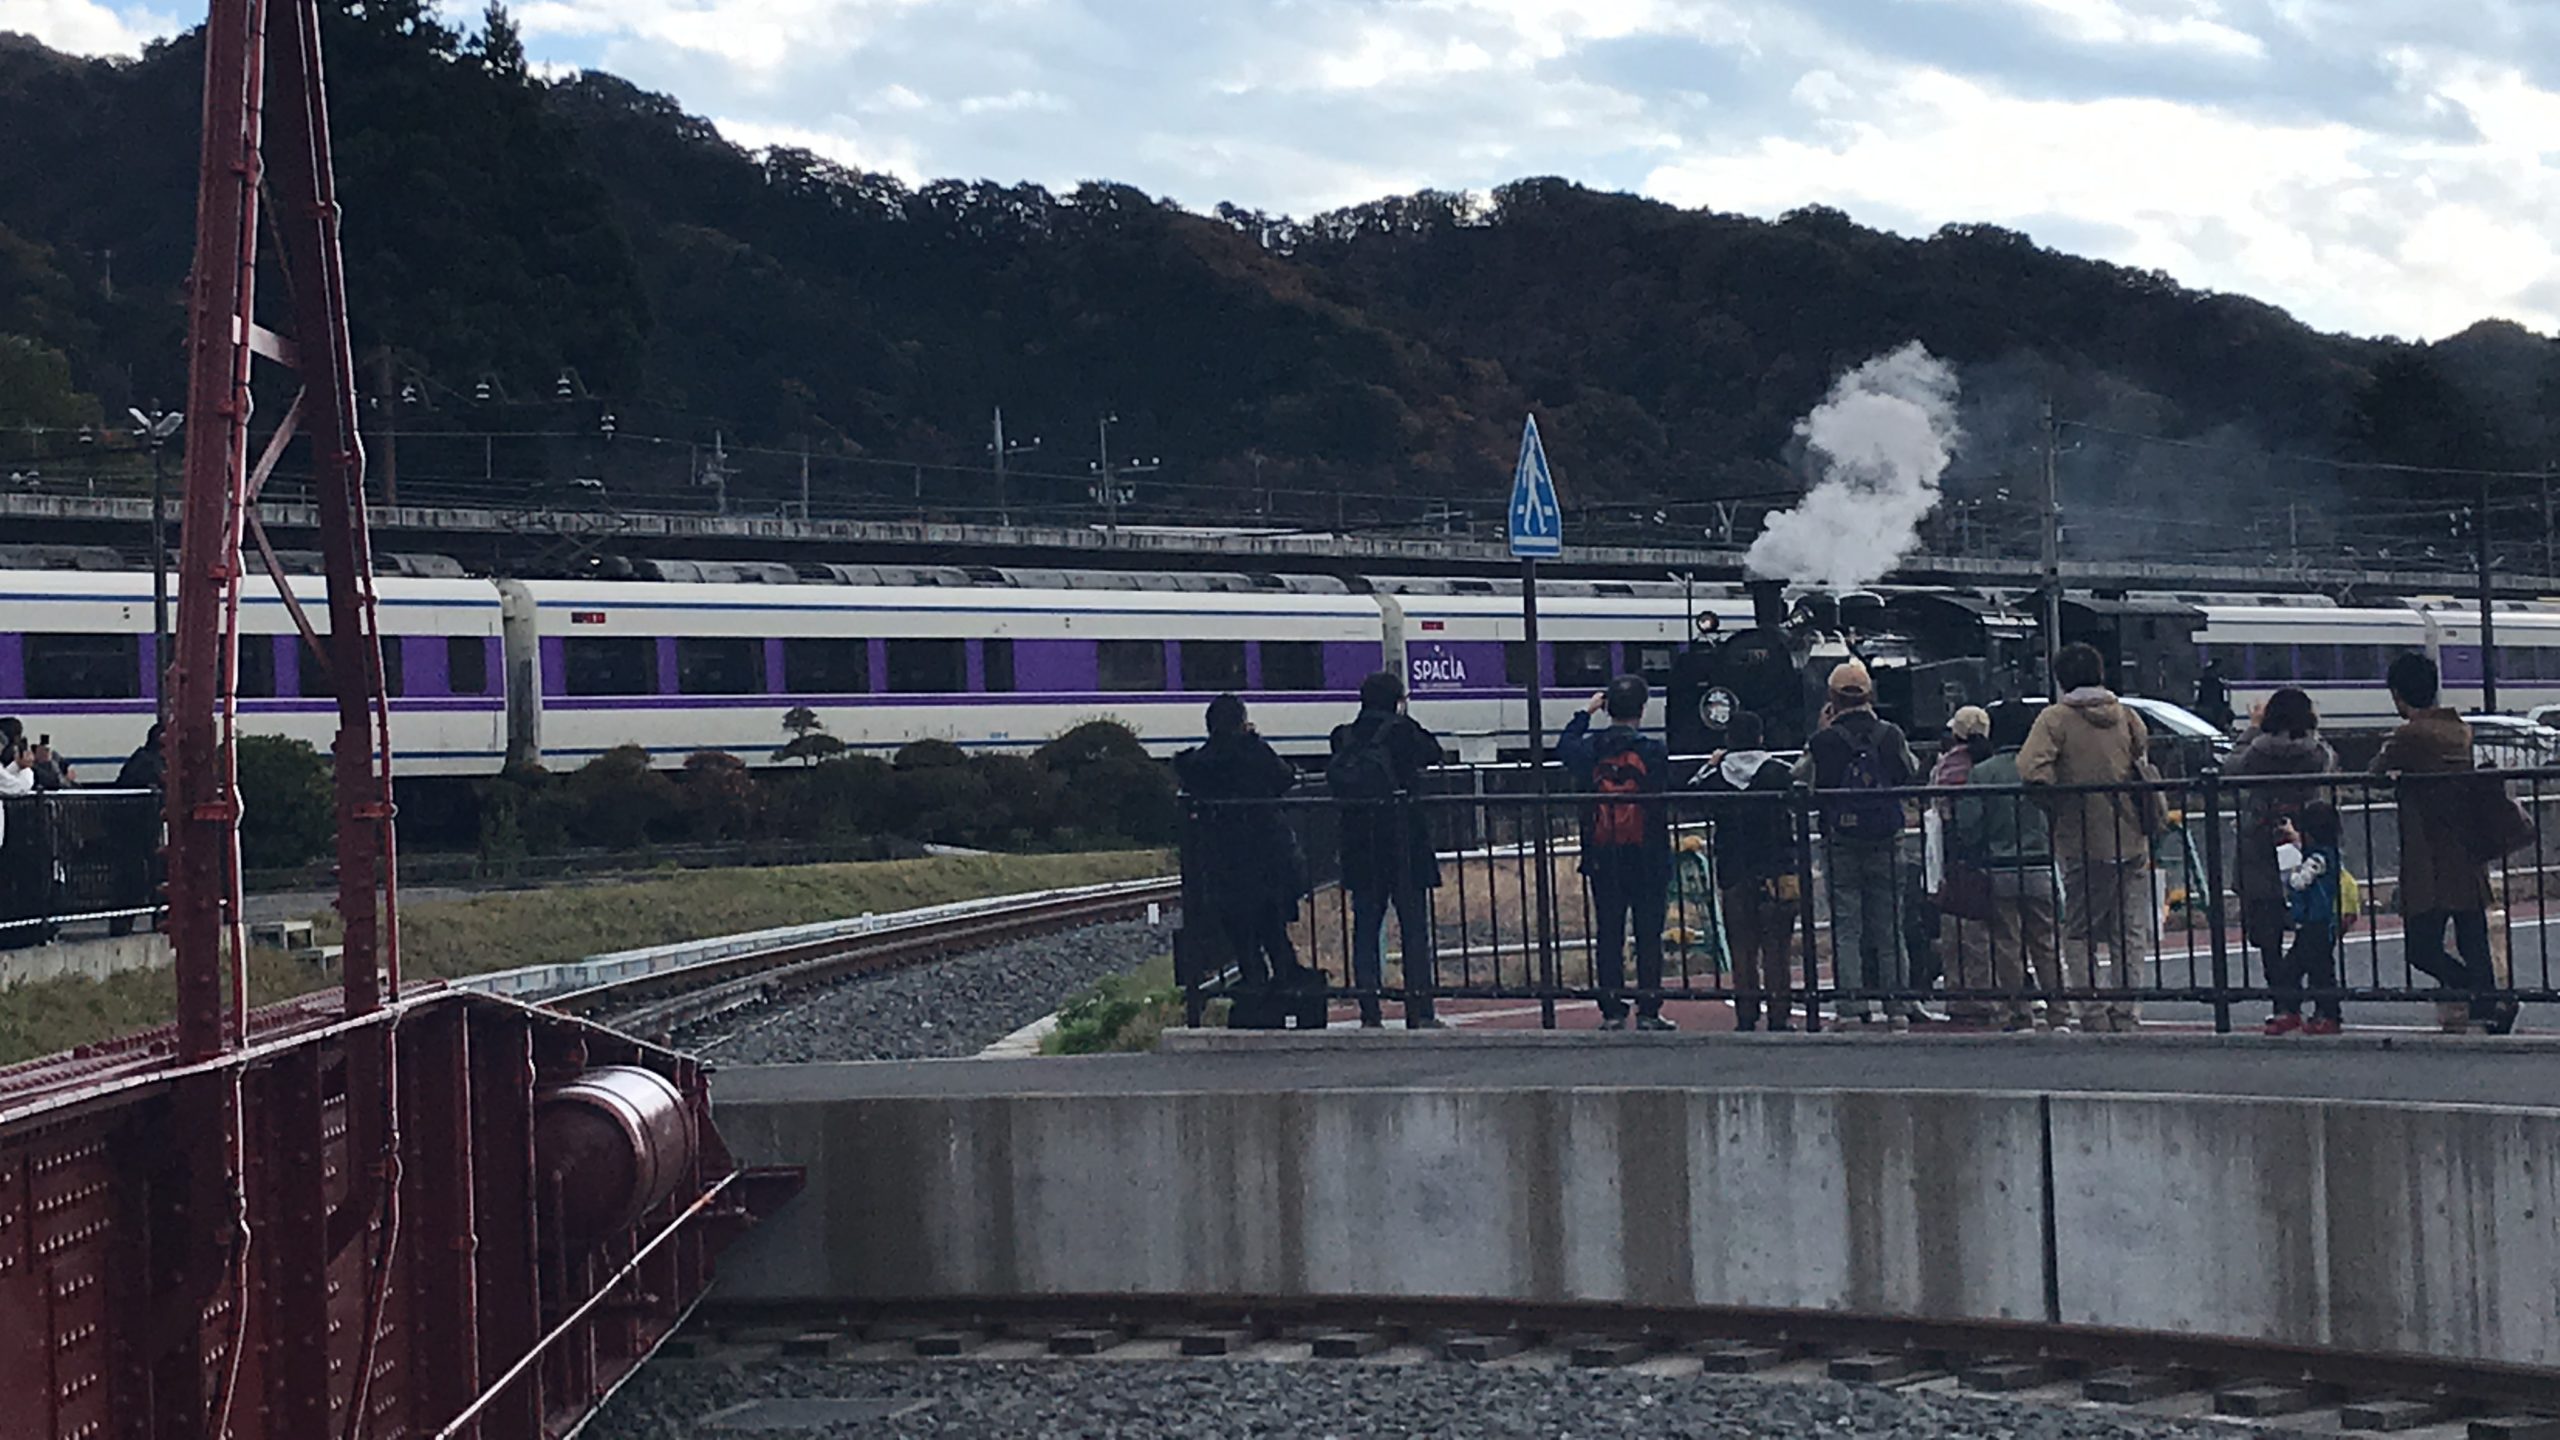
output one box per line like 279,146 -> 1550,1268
0,849 -> 1168,1068
1043,952 -> 1211,1055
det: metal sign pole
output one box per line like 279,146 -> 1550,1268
1507,413 -> 1564,1029
1522,556 -> 1558,1028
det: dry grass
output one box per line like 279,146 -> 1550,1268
0,850 -> 1169,1067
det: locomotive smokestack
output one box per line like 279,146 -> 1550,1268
1748,578 -> 1786,631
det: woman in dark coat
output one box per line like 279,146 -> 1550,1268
1174,694 -> 1314,990
2224,688 -> 2337,985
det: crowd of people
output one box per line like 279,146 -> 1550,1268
0,720 -> 167,947
1176,644 -> 2530,1037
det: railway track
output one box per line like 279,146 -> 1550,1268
670,1298 -> 2560,1437
546,877 -> 1182,1042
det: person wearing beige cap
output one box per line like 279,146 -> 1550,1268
1926,706 -> 1997,1023
1793,658 -> 1922,1027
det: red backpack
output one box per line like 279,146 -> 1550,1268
1592,749 -> 1650,847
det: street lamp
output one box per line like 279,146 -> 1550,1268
987,406 -> 1039,526
1089,411 -> 1159,542
128,406 -> 184,722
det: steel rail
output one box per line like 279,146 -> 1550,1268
550,878 -> 1181,1038
696,1294 -> 2560,1412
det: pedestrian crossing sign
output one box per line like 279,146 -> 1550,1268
1508,414 -> 1562,559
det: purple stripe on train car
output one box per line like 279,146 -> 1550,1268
1013,638 -> 1094,691
964,640 -> 986,693
540,636 -> 565,694
866,638 -> 888,693
276,633 -> 301,697
0,635 -> 20,698
1405,639 -> 1502,697
2441,645 -> 2482,683
764,638 -> 787,696
655,637 -> 680,695
485,636 -> 503,696
1161,640 -> 1179,693
406,636 -> 446,696
1243,643 -> 1263,690
1322,640 -> 1382,693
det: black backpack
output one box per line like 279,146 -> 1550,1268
1822,730 -> 1904,841
1326,725 -> 1398,800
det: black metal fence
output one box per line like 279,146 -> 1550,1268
1175,764 -> 2560,1034
0,790 -> 163,948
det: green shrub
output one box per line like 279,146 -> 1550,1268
560,744 -> 680,849
772,753 -> 896,839
966,753 -> 1064,843
893,737 -> 969,770
1035,718 -> 1149,775
1062,756 -> 1178,845
680,750 -> 761,841
236,734 -> 333,869
889,763 -> 995,845
1047,969 -> 1187,1055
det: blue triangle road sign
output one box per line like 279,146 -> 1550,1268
1508,415 -> 1562,559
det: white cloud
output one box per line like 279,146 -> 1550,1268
0,0 -> 177,55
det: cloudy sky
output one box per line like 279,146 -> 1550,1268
10,0 -> 2558,341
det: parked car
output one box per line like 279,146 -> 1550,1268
2462,713 -> 2560,770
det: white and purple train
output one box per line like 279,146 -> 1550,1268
5,565 -> 2557,778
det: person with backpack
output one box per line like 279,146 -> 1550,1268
2225,687 -> 2336,1000
1558,674 -> 1677,1031
1694,710 -> 1800,1031
1793,660 -> 1921,1028
1328,670 -> 1448,1029
2018,643 -> 2161,1032
1175,695 -> 1316,1000
2372,652 -> 2515,1034
2266,800 -> 2347,1035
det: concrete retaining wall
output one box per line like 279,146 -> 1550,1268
712,1080 -> 2560,1373
0,932 -> 171,988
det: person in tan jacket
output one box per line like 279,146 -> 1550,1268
2371,652 -> 2514,1033
2017,643 -> 2156,1032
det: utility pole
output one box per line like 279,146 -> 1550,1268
2040,397 -> 2063,695
129,407 -> 184,721
1089,411 -> 1157,543
369,349 -> 400,506
2478,476 -> 2499,712
989,407 -> 1038,526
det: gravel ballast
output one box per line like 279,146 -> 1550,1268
586,1357 -> 2253,1440
687,917 -> 1172,1065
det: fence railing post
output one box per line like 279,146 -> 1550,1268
1792,783 -> 1822,1035
2198,763 -> 2232,1035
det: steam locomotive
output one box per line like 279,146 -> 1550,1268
1665,580 -> 2205,753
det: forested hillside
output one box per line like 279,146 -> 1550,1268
1,1 -> 2552,520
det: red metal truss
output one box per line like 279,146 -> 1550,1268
0,4 -> 800,1438
0,995 -> 793,1440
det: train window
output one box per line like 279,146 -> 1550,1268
2254,643 -> 2294,681
1098,639 -> 1166,692
447,637 -> 488,695
676,637 -> 763,695
1179,640 -> 1246,693
236,637 -> 277,698
1555,642 -> 1612,689
783,638 -> 869,694
2204,642 -> 2248,679
1504,643 -> 1537,687
2336,644 -> 2380,682
1635,645 -> 1678,686
1259,641 -> 1322,692
24,633 -> 140,700
886,638 -> 965,694
2296,643 -> 2336,682
982,639 -> 1016,693
563,636 -> 656,696
297,638 -> 336,697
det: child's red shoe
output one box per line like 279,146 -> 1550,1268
2263,1014 -> 2303,1036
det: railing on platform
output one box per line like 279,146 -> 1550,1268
1176,763 -> 2560,1034
0,788 -> 163,948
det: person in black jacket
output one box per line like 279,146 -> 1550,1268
1559,674 -> 1676,1031
1695,711 -> 1800,1031
1328,671 -> 1446,1028
107,723 -> 167,937
1175,696 -> 1311,991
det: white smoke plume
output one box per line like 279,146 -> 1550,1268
1745,342 -> 1962,591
